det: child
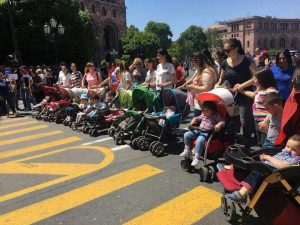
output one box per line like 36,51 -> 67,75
257,92 -> 283,149
238,69 -> 278,145
158,106 -> 176,126
180,101 -> 225,166
105,90 -> 120,109
225,134 -> 300,204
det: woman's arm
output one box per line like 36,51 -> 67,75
188,72 -> 214,92
215,68 -> 226,87
81,74 -> 87,87
125,80 -> 132,90
239,89 -> 256,99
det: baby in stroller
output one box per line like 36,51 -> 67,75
180,101 -> 225,166
225,134 -> 300,204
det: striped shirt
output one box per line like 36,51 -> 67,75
252,87 -> 277,122
70,71 -> 82,88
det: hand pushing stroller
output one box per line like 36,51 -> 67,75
180,88 -> 237,182
217,144 -> 300,224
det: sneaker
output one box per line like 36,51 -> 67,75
225,191 -> 247,204
216,163 -> 225,171
180,149 -> 192,157
191,157 -> 200,166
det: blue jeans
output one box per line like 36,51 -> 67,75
184,130 -> 210,156
242,170 -> 261,191
22,89 -> 36,110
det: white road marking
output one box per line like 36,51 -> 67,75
81,137 -> 113,146
111,145 -> 129,151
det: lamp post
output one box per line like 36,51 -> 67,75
43,17 -> 65,65
110,48 -> 118,61
6,0 -> 22,65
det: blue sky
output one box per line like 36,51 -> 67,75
126,0 -> 300,40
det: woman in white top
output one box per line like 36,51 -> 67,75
118,60 -> 132,90
57,66 -> 71,87
139,58 -> 157,91
178,51 -> 217,117
156,49 -> 176,91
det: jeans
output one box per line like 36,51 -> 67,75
238,97 -> 256,143
184,130 -> 210,156
241,170 -> 261,191
22,89 -> 36,110
193,108 -> 201,117
255,121 -> 267,146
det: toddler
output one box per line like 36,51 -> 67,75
180,101 -> 225,166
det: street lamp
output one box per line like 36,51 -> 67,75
43,17 -> 65,64
110,49 -> 118,59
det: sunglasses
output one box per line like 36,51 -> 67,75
223,48 -> 232,53
88,65 -> 94,67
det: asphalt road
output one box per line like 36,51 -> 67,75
0,115 -> 260,225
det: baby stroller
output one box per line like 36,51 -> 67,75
112,87 -> 160,145
217,144 -> 300,224
32,96 -> 51,120
62,103 -> 82,127
180,88 -> 237,181
132,88 -> 190,156
46,99 -> 70,123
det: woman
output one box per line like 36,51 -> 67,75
129,58 -> 147,86
215,38 -> 257,144
118,60 -> 132,90
214,49 -> 227,75
156,49 -> 176,91
139,58 -> 157,91
179,51 -> 217,117
81,62 -> 103,97
270,49 -> 294,100
31,69 -> 45,103
173,57 -> 187,88
56,66 -> 71,87
69,63 -> 82,89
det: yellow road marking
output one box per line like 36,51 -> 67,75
0,117 -> 28,123
0,165 -> 162,225
0,145 -> 113,203
123,186 -> 221,225
0,121 -> 37,130
0,125 -> 48,137
0,130 -> 63,146
0,136 -> 81,159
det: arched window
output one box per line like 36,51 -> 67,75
102,7 -> 107,16
291,38 -> 298,49
263,38 -> 268,49
80,1 -> 85,11
279,38 -> 286,49
91,4 -> 96,14
112,9 -> 117,18
270,39 -> 275,49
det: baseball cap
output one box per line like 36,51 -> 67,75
80,93 -> 89,100
259,50 -> 269,58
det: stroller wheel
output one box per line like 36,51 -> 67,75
221,196 -> 237,222
208,165 -> 216,180
108,128 -> 115,137
88,129 -> 94,135
139,138 -> 151,151
180,158 -> 193,172
153,142 -> 165,157
149,141 -> 157,154
115,132 -> 124,145
83,127 -> 90,134
131,138 -> 139,150
92,129 -> 99,137
199,166 -> 210,182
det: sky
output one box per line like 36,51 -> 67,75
126,0 -> 300,40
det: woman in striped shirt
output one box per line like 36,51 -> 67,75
238,69 -> 278,145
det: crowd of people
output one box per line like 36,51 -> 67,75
1,38 -> 300,203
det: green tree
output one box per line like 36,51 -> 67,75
178,25 -> 208,58
168,41 -> 181,60
121,25 -> 159,59
206,29 -> 223,52
0,0 -> 96,68
145,21 -> 173,50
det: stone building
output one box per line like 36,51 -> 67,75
79,0 -> 126,60
209,16 -> 300,55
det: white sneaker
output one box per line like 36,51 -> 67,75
180,150 -> 192,157
191,158 -> 200,166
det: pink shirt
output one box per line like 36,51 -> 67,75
85,72 -> 101,89
195,112 -> 225,131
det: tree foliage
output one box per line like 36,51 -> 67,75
206,29 -> 223,52
144,21 -> 173,50
0,0 -> 96,68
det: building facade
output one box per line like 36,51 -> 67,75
209,16 -> 300,55
79,0 -> 126,60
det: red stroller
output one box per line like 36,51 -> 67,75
217,145 -> 300,224
180,88 -> 237,181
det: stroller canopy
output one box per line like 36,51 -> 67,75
197,88 -> 234,106
161,88 -> 190,117
132,87 -> 160,112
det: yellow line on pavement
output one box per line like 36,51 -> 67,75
0,146 -> 113,203
123,186 -> 221,225
0,130 -> 63,146
0,117 -> 28,123
0,121 -> 37,130
0,136 -> 81,159
0,125 -> 48,137
0,164 -> 162,225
